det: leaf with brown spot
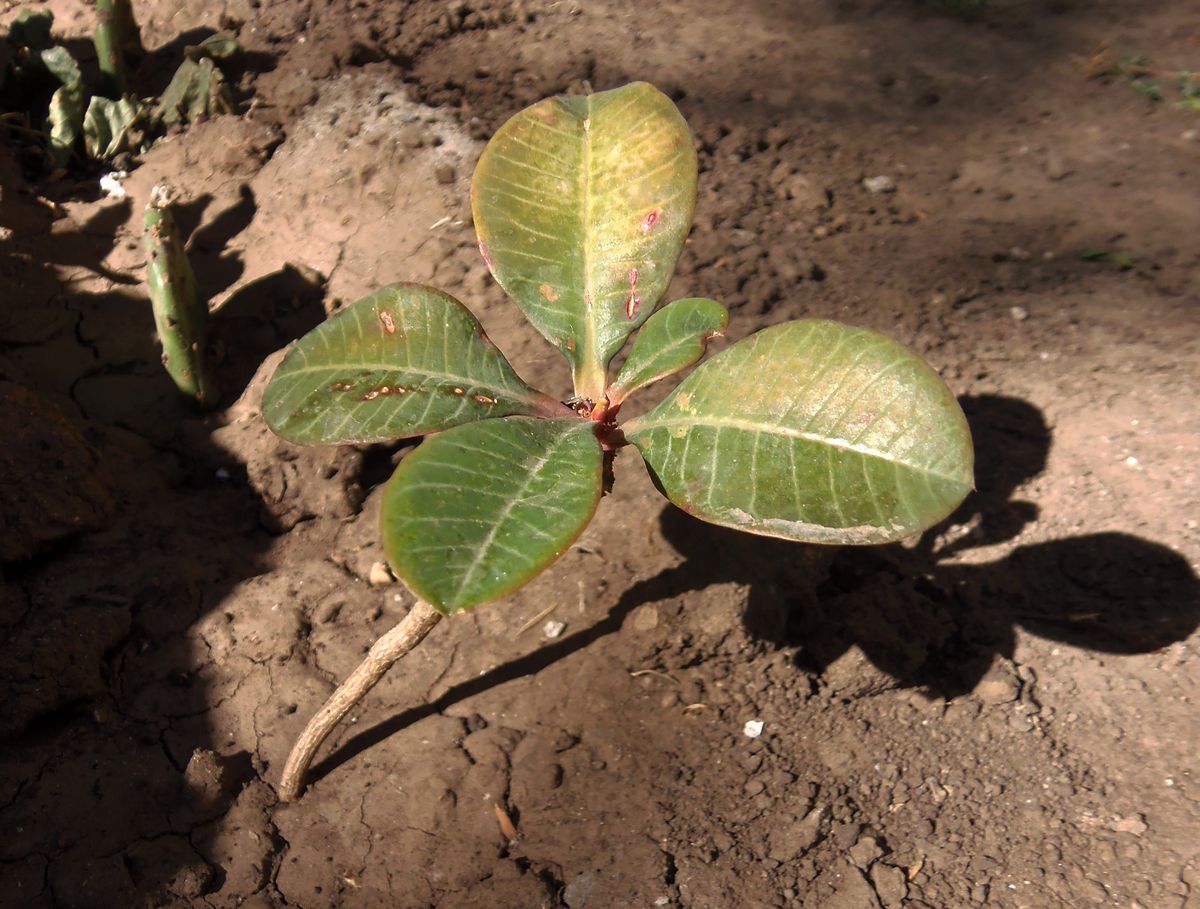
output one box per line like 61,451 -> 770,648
625,321 -> 974,544
472,82 -> 697,400
264,284 -> 564,444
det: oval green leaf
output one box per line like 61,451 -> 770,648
471,82 -> 698,400
608,298 -> 728,404
625,320 -> 974,544
381,417 -> 603,615
264,284 -> 559,445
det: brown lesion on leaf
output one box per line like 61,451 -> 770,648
477,240 -> 494,271
378,310 -> 397,335
330,381 -> 356,392
539,283 -> 559,302
624,267 -> 642,319
641,208 -> 661,233
473,393 -> 497,406
361,385 -> 408,401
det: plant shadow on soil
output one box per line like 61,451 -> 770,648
0,166 -> 327,903
312,394 -> 1200,791
632,394 -> 1200,698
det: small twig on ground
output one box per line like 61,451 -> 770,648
278,600 -> 443,801
515,602 -> 559,636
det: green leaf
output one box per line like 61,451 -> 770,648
608,297 -> 727,404
37,45 -> 80,86
187,32 -> 241,61
381,417 -> 602,615
154,57 -> 234,127
264,284 -> 563,445
1079,248 -> 1136,271
625,320 -> 974,544
471,81 -> 697,400
40,47 -> 84,167
83,94 -> 144,159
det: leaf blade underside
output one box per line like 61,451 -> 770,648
625,320 -> 974,544
263,284 -> 556,445
471,81 -> 698,399
608,297 -> 728,403
381,417 -> 603,615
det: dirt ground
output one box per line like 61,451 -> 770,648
2,0 -> 1198,907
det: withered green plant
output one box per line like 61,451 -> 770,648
143,185 -> 213,406
1,6 -> 240,167
263,83 -> 974,800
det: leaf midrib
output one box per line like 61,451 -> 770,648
627,414 -> 967,486
272,361 -> 543,405
579,92 -> 599,390
451,423 -> 579,602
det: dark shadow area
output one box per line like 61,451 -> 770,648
188,191 -> 252,303
0,149 -> 278,906
316,393 -> 1200,783
320,393 -> 1199,785
309,586 -> 646,786
624,395 -> 1200,698
208,263 -> 327,403
43,199 -> 136,285
170,186 -> 254,303
136,27 -> 277,102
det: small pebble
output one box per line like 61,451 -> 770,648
543,619 -> 566,638
1010,305 -> 1029,321
99,170 -> 129,200
435,162 -> 456,184
743,719 -> 765,738
368,561 -> 394,586
862,175 -> 896,194
1111,815 -> 1147,836
1045,152 -> 1072,180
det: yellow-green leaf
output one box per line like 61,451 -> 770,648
264,284 -> 562,444
471,82 -> 697,400
382,417 -> 602,614
625,320 -> 974,544
608,297 -> 727,404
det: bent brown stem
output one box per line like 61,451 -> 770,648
278,600 -> 443,801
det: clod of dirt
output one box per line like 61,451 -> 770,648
871,863 -> 908,909
184,748 -> 253,807
848,833 -> 886,870
1045,151 -> 1073,181
0,382 -> 115,562
226,71 -> 482,306
973,660 -> 1021,705
768,806 -> 828,861
368,561 -> 394,586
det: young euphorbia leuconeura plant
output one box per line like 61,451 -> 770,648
263,82 -> 974,801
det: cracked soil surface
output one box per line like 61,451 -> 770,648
2,0 -> 1199,907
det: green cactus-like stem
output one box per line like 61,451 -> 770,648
144,186 -> 213,407
93,0 -> 140,98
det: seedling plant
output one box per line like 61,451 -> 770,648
263,83 -> 974,801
